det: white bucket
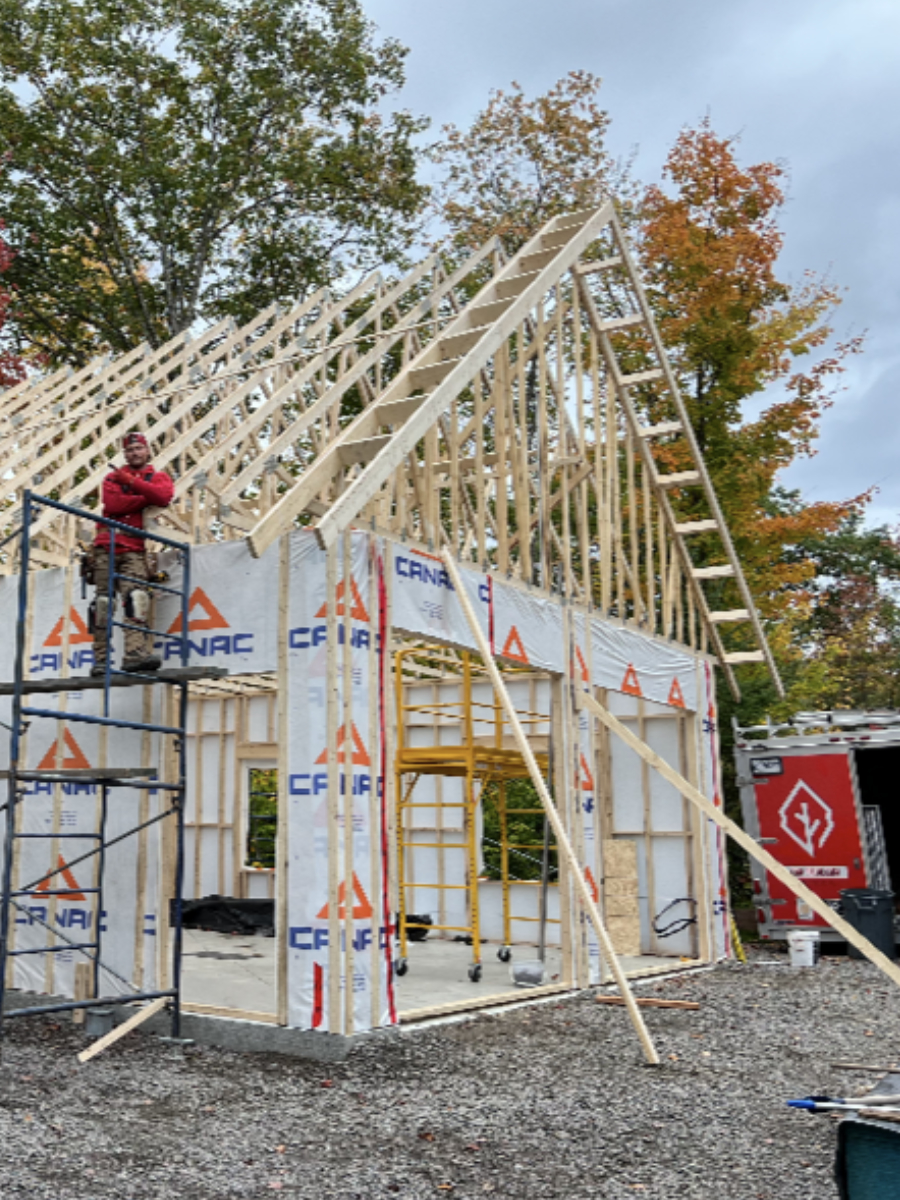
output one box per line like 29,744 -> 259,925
787,929 -> 820,968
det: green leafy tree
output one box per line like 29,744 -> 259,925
0,0 -> 428,365
430,71 -> 634,261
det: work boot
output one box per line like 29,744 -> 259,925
122,655 -> 162,673
90,662 -> 108,678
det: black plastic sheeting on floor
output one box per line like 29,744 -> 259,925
173,895 -> 275,937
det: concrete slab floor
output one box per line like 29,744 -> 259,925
180,927 -> 276,1014
177,929 -> 696,1019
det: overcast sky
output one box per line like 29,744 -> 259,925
367,0 -> 900,528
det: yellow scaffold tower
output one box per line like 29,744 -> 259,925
394,646 -> 555,981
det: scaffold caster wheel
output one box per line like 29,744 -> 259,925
498,946 -> 512,963
395,958 -> 408,977
468,963 -> 482,983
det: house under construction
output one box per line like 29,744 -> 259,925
2,202 -> 894,1065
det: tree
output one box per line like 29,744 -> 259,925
792,512 -> 900,709
637,121 -> 866,617
0,220 -> 26,387
0,0 -> 428,365
430,71 -> 633,260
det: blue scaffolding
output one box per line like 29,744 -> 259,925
0,491 -> 225,1045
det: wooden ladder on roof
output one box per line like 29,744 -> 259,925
572,211 -> 781,698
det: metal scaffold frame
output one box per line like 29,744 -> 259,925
394,645 -> 554,981
0,491 -> 218,1047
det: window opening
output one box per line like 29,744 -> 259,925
246,767 -> 278,869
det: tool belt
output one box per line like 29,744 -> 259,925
80,545 -> 96,587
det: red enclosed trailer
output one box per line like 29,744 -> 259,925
734,712 -> 900,941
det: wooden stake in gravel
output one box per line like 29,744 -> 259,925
78,997 -> 167,1065
596,996 -> 700,1011
441,550 -> 661,1067
832,1063 -> 900,1073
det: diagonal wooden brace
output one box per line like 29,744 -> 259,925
441,551 -> 661,1065
578,690 -> 900,989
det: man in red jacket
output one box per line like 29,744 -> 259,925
91,431 -> 175,676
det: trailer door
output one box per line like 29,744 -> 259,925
747,748 -> 867,931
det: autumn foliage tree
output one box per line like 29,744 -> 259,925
637,120 -> 866,620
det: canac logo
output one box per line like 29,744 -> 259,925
316,874 -> 373,920
289,724 -> 381,797
160,587 -> 253,661
36,855 -> 86,901
28,730 -> 96,795
289,579 -> 374,651
499,626 -> 528,665
395,549 -> 491,603
779,781 -> 835,858
315,724 -> 371,767
16,855 -> 91,931
31,607 -> 95,675
290,873 -> 390,954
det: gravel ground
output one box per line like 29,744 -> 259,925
0,946 -> 898,1199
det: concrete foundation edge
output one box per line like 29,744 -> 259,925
2,990 -> 352,1063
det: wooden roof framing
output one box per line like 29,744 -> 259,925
0,204 -> 781,697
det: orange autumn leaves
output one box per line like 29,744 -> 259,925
637,120 -> 866,619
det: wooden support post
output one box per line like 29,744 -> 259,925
341,530 -> 355,1035
441,550 -> 660,1066
77,996 -> 167,1065
325,545 -> 341,1030
276,535 -> 290,1025
579,691 -> 900,990
72,962 -> 92,1026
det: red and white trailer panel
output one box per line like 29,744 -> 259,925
735,714 -> 900,940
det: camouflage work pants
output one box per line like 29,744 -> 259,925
92,549 -> 153,665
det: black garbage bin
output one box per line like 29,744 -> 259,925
840,888 -> 896,960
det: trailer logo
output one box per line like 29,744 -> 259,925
779,781 -> 835,857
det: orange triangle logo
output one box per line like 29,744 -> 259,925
38,729 -> 91,771
621,664 -> 642,697
44,607 -> 92,647
315,723 -> 371,767
584,865 -> 599,905
575,646 -> 590,684
316,873 -> 373,920
668,677 -> 686,709
577,752 -> 595,792
167,588 -> 229,633
36,855 -> 86,901
315,578 -> 369,623
500,626 -> 528,664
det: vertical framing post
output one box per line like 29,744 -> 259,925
325,544 -> 341,1030
341,530 -> 355,1035
170,541 -> 191,1038
276,534 -> 290,1025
